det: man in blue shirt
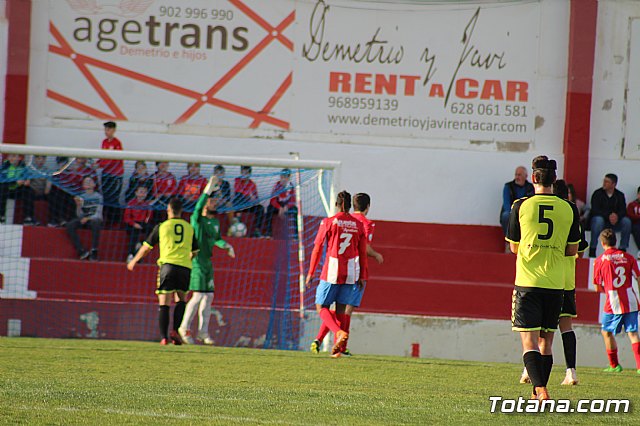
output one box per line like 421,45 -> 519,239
500,166 -> 534,236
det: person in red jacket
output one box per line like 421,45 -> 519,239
124,185 -> 153,262
177,163 -> 207,209
96,121 -> 124,226
264,168 -> 298,239
152,161 -> 177,223
627,186 -> 640,259
233,166 -> 264,237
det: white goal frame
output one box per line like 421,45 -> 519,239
0,143 -> 341,318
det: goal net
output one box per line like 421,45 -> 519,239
0,144 -> 338,350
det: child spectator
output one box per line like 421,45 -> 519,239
66,177 -> 103,261
29,155 -> 52,225
125,160 -> 153,202
264,168 -> 298,238
124,185 -> 153,262
177,163 -> 207,209
0,154 -> 35,224
152,161 -> 177,223
233,165 -> 264,238
96,121 -> 124,226
627,186 -> 640,258
213,164 -> 236,226
568,183 -> 589,226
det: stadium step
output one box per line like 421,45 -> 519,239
373,221 -> 506,253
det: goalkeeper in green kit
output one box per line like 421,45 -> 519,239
178,176 -> 235,345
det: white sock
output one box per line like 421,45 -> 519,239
198,293 -> 214,338
180,292 -> 204,332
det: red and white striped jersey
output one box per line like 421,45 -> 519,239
312,212 -> 367,284
594,248 -> 640,314
352,212 -> 375,243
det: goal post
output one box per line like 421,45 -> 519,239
0,143 -> 340,350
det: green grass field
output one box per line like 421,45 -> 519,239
0,338 -> 638,425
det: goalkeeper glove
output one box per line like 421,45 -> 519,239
227,245 -> 235,259
204,176 -> 220,196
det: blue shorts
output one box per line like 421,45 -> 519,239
314,280 -> 365,307
601,312 -> 639,334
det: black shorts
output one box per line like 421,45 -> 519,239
156,264 -> 190,294
511,286 -> 564,332
560,289 -> 577,318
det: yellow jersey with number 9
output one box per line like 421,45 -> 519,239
506,194 -> 581,290
144,218 -> 198,269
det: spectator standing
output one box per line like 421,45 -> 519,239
177,163 -> 207,210
0,154 -> 35,224
264,168 -> 298,238
152,162 -> 177,223
66,177 -> 103,261
96,121 -> 124,226
233,166 -> 264,237
125,160 -> 153,203
124,186 -> 153,262
626,186 -> 640,259
589,173 -> 632,258
213,164 -> 235,226
500,166 -> 534,236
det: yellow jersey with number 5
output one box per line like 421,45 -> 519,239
144,218 -> 198,269
506,194 -> 581,290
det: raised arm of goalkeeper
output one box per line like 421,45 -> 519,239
194,176 -> 235,258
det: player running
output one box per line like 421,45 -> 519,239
127,197 -> 198,345
519,180 -> 588,386
593,229 -> 640,374
310,193 -> 383,356
306,191 -> 368,358
506,156 -> 581,401
178,176 -> 235,345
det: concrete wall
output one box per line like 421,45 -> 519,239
0,0 -> 7,140
349,311 -> 638,368
23,0 -> 571,226
590,0 -> 640,205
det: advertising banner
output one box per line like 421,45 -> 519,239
43,0 -> 540,143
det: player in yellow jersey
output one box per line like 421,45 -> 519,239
519,179 -> 588,386
127,197 -> 199,345
506,156 -> 581,401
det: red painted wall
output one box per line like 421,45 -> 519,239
3,0 -> 31,145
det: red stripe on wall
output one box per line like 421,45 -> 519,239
563,0 -> 598,201
3,0 -> 31,145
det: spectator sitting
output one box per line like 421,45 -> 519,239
264,168 -> 298,238
626,186 -> 640,258
125,160 -> 153,203
233,165 -> 264,238
213,164 -> 236,225
48,157 -> 75,227
588,173 -> 632,258
66,176 -> 103,261
29,155 -> 53,226
177,163 -> 207,209
0,154 -> 35,224
124,185 -> 153,262
500,166 -> 534,236
567,183 -> 589,226
96,121 -> 124,226
151,161 -> 177,223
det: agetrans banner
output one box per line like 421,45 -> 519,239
41,0 -> 539,143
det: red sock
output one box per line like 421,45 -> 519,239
316,323 -> 330,341
632,342 -> 640,369
319,308 -> 341,333
343,314 -> 351,334
607,349 -> 619,368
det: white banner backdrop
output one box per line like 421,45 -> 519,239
42,0 -> 540,143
